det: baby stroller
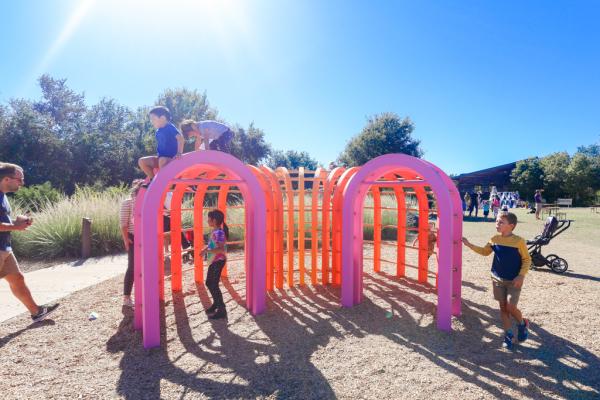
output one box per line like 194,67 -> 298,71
527,216 -> 572,273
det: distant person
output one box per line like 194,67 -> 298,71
138,106 -> 185,180
462,212 -> 531,349
534,190 -> 543,220
482,200 -> 490,220
463,193 -> 471,216
0,163 -> 59,321
468,191 -> 479,217
492,196 -> 500,219
180,120 -> 234,153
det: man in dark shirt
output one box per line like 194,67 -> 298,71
0,163 -> 59,322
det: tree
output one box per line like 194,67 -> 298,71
510,157 -> 544,201
229,123 -> 271,165
33,74 -> 86,140
74,98 -> 141,187
268,150 -> 319,170
338,113 -> 422,167
565,153 -> 596,205
155,88 -> 217,127
539,152 -> 570,202
0,99 -> 75,190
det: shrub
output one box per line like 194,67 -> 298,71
12,182 -> 64,212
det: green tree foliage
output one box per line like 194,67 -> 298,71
12,182 -> 64,212
539,152 -> 570,201
510,143 -> 600,205
0,76 -> 279,191
510,157 -> 544,201
229,123 -> 271,165
267,150 -> 319,170
565,153 -> 598,205
338,113 -> 422,167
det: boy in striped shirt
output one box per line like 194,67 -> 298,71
462,212 -> 531,349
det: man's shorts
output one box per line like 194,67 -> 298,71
0,250 -> 21,279
492,278 -> 521,305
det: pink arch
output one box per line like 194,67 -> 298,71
137,151 -> 267,348
340,154 -> 462,331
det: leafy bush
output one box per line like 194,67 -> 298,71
12,182 -> 64,212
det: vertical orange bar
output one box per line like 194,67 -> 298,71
262,167 -> 285,289
298,167 -> 305,285
277,168 -> 294,287
321,168 -> 344,285
394,187 -> 406,277
415,186 -> 430,283
373,186 -> 382,273
193,183 -> 207,284
311,169 -> 323,285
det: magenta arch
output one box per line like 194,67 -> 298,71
340,153 -> 462,331
137,150 -> 267,348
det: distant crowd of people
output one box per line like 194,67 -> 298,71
462,188 -> 521,220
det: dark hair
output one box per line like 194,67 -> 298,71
501,212 -> 518,226
207,209 -> 229,239
0,162 -> 23,180
180,119 -> 197,138
149,106 -> 171,121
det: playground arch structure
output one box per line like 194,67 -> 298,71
134,151 -> 463,348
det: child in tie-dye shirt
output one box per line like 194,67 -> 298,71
200,209 -> 229,319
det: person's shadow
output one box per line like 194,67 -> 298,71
107,272 -> 600,399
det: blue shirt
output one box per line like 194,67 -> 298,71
155,122 -> 180,158
0,191 -> 12,251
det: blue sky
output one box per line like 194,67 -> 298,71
1,0 -> 599,174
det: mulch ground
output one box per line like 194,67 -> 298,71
1,209 -> 599,399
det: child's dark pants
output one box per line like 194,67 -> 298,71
124,233 -> 134,296
206,259 -> 227,308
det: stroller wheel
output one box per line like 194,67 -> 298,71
550,257 -> 569,273
545,254 -> 559,267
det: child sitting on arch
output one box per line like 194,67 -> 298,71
138,106 -> 184,180
180,119 -> 234,153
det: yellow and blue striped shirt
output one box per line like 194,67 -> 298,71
469,234 -> 531,280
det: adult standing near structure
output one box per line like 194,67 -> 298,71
0,163 -> 59,321
534,189 -> 543,220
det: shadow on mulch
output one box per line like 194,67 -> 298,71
107,271 -> 600,399
0,320 -> 55,349
532,267 -> 600,282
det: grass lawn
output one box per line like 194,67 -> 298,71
0,208 -> 598,399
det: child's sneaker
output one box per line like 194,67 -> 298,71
517,319 -> 529,342
503,330 -> 514,350
31,303 -> 60,322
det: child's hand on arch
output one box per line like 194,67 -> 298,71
461,237 -> 471,247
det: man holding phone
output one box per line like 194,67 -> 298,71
0,162 -> 59,322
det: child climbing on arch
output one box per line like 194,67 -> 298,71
412,221 -> 437,259
200,209 -> 229,319
138,106 -> 185,180
180,119 -> 234,153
